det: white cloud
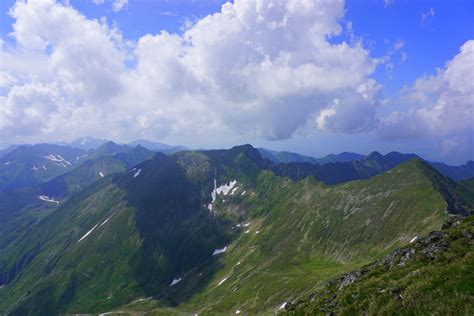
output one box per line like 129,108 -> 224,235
379,40 -> 474,157
0,0 -> 382,145
112,0 -> 128,12
377,39 -> 408,74
421,8 -> 435,25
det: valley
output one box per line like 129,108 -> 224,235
0,142 -> 472,315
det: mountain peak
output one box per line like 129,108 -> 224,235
366,151 -> 384,159
229,143 -> 255,151
69,137 -> 107,150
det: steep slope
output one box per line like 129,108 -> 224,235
156,160 -> 470,314
315,152 -> 365,165
430,160 -> 474,181
460,177 -> 474,193
284,215 -> 474,315
86,141 -> 134,160
268,151 -> 408,185
0,144 -> 86,190
270,159 -> 379,184
39,144 -> 153,200
0,146 -> 472,315
0,145 -> 23,158
260,148 -> 474,182
0,152 -> 231,315
0,146 -> 154,254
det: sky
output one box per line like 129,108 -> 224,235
0,0 -> 473,164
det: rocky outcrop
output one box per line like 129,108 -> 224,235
284,215 -> 473,315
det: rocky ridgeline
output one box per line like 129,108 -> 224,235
284,215 -> 473,315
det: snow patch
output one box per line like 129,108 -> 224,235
127,297 -> 153,305
235,310 -> 241,314
170,277 -> 182,286
244,230 -> 250,234
100,215 -> 112,227
236,261 -> 241,266
208,179 -> 237,211
231,186 -> 239,195
410,236 -> 418,243
243,222 -> 251,227
216,180 -> 237,195
99,172 -> 104,178
212,246 -> 227,256
134,169 -> 142,178
32,166 -> 38,171
241,191 -> 246,196
45,154 -> 71,167
38,195 -> 59,204
279,302 -> 287,310
217,277 -> 228,286
77,224 -> 98,243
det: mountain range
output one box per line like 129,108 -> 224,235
0,142 -> 474,315
259,148 -> 474,181
0,141 -> 472,314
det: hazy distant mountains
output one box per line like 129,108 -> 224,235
259,147 -> 474,181
65,137 -> 188,154
1,139 -> 472,193
258,147 -> 365,165
127,139 -> 188,154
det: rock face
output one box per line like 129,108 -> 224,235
284,215 -> 474,315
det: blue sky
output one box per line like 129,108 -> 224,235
0,0 -> 472,163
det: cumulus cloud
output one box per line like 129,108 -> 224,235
0,0 -> 383,144
379,40 -> 474,157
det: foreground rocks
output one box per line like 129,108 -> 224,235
284,215 -> 474,315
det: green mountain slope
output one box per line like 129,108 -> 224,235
284,215 -> 474,315
0,146 -> 472,315
149,159 -> 469,315
0,144 -> 86,190
460,177 -> 474,195
0,146 -> 154,255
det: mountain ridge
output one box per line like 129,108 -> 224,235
0,145 -> 471,314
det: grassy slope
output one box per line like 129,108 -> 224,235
0,156 -> 470,315
124,160 -> 457,315
285,216 -> 474,315
0,178 -> 142,315
0,154 -> 229,315
0,145 -> 86,190
0,148 -> 153,255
